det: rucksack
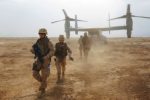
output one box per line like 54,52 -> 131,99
55,42 -> 68,58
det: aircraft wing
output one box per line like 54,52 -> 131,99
132,15 -> 150,19
51,19 -> 65,23
70,27 -> 105,31
69,18 -> 87,22
110,15 -> 127,20
76,19 -> 87,22
101,26 -> 127,31
70,28 -> 97,31
69,26 -> 127,32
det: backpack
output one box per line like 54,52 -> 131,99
55,42 -> 68,58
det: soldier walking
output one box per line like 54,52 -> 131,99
31,28 -> 54,95
54,35 -> 73,83
82,32 -> 91,61
78,35 -> 83,58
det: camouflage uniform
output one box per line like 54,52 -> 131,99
82,32 -> 91,61
31,28 -> 54,93
54,35 -> 72,82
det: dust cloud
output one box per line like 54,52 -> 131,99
0,37 -> 150,100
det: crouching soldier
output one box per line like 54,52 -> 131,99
31,28 -> 54,94
54,35 -> 73,83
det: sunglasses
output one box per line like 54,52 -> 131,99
39,33 -> 45,35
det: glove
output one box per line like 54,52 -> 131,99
43,54 -> 51,60
69,56 -> 74,61
54,58 -> 56,62
30,48 -> 35,54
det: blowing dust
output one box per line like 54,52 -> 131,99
0,38 -> 150,100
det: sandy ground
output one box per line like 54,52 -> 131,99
0,37 -> 150,100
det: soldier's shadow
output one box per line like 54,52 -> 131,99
35,83 -> 66,100
48,83 -> 66,99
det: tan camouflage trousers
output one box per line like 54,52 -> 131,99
79,46 -> 83,58
32,61 -> 50,90
83,48 -> 90,61
55,57 -> 66,80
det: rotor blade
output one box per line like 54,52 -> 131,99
62,9 -> 68,18
62,9 -> 87,22
132,15 -> 150,19
51,19 -> 65,23
110,15 -> 127,20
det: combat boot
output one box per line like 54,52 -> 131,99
41,88 -> 45,94
57,74 -> 61,83
62,72 -> 65,80
38,88 -> 45,98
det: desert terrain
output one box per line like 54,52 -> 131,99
0,37 -> 150,100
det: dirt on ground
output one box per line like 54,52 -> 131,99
0,37 -> 150,100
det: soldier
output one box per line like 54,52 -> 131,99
78,35 -> 83,58
82,32 -> 91,61
31,28 -> 54,95
54,35 -> 73,83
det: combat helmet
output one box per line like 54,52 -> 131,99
38,28 -> 47,35
59,35 -> 65,42
84,32 -> 88,37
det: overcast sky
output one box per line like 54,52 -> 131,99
0,0 -> 150,37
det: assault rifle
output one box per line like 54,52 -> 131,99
32,43 -> 50,63
32,43 -> 44,64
